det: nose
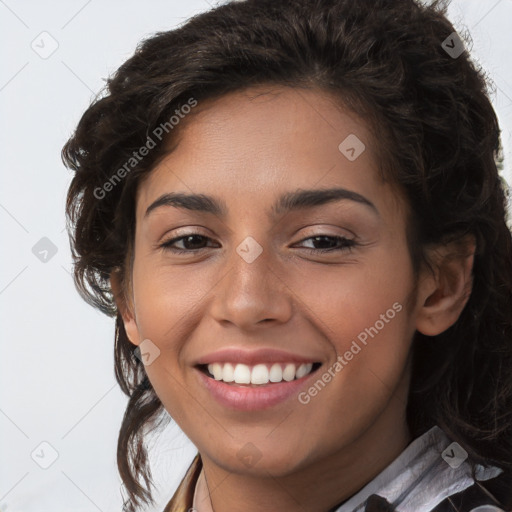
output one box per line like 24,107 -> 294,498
208,237 -> 294,330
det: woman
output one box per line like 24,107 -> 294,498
62,0 -> 512,510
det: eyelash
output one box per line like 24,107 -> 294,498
159,233 -> 357,254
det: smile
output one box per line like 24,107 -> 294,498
201,362 -> 321,385
195,361 -> 323,411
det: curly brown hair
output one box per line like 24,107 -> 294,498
62,0 -> 512,510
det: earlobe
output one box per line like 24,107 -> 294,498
110,270 -> 141,347
415,235 -> 476,337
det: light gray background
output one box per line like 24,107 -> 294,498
1,1 -> 511,511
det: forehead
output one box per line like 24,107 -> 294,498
136,85 -> 401,219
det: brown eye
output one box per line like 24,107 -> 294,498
295,235 -> 356,253
160,233 -> 217,253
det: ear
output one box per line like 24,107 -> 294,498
415,234 -> 476,336
110,269 -> 141,347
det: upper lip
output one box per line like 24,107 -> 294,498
194,347 -> 322,366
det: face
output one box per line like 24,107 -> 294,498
120,86 -> 423,477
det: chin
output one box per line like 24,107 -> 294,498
207,441 -> 311,477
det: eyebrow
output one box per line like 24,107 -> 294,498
144,187 -> 379,219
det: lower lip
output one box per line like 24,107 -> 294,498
195,367 -> 319,411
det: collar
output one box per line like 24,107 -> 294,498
333,426 -> 501,512
192,426 -> 502,512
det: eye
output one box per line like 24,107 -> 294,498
294,235 -> 357,253
159,233 -> 217,253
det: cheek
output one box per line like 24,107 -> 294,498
291,242 -> 414,344
128,263 -> 203,421
131,260 -> 213,340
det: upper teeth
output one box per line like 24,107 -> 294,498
206,362 -> 314,385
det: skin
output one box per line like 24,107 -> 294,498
112,85 -> 475,512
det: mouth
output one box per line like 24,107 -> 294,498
193,346 -> 326,410
194,360 -> 323,411
196,361 -> 323,386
